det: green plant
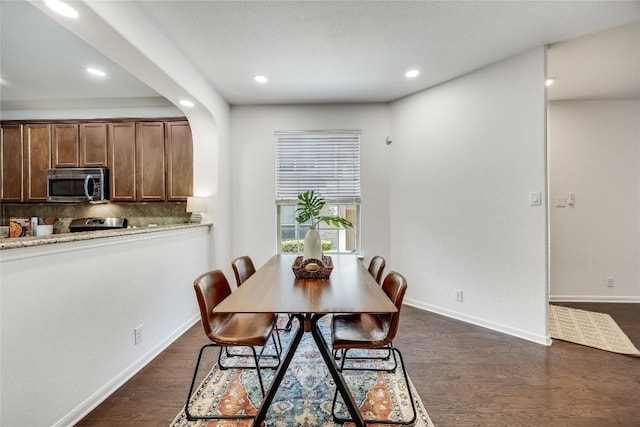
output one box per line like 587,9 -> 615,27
281,239 -> 332,253
295,190 -> 353,229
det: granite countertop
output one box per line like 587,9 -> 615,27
0,223 -> 211,250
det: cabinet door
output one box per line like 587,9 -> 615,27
136,122 -> 165,201
52,123 -> 79,167
1,125 -> 24,202
23,124 -> 51,202
108,122 -> 136,202
80,123 -> 108,167
165,121 -> 193,201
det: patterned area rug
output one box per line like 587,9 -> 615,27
549,304 -> 640,357
171,317 -> 435,426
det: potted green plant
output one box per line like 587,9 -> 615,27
296,190 -> 352,260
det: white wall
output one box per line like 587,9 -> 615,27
229,104 -> 391,269
389,48 -> 549,344
0,227 -> 210,426
549,100 -> 640,301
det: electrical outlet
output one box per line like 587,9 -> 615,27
606,277 -> 615,288
454,290 -> 464,302
134,325 -> 143,345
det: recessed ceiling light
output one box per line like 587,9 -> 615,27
405,69 -> 420,78
179,99 -> 195,108
254,75 -> 268,84
45,0 -> 78,18
86,67 -> 106,77
545,78 -> 555,87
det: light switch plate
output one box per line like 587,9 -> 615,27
529,191 -> 542,206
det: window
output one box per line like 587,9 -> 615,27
276,130 -> 361,254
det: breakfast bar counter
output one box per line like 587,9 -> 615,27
0,223 -> 210,250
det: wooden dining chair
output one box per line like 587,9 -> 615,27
330,271 -> 416,425
185,269 -> 281,421
367,255 -> 386,284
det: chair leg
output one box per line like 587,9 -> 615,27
222,327 -> 282,364
334,345 -> 394,364
255,327 -> 282,370
331,347 -> 416,425
249,345 -> 266,396
331,347 -> 349,421
336,344 -> 398,373
278,313 -> 294,331
273,326 -> 283,360
184,343 -> 255,421
218,327 -> 282,371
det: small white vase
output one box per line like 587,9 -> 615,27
303,226 -> 323,261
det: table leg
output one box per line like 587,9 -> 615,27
253,313 -> 305,426
310,314 -> 366,427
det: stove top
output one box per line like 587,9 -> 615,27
69,217 -> 128,232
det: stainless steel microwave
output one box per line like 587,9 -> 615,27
47,167 -> 110,203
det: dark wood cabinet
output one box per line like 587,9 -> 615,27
1,124 -> 24,202
52,123 -> 108,167
136,122 -> 166,202
23,124 -> 51,202
1,118 -> 193,204
52,123 -> 79,167
80,123 -> 108,167
165,121 -> 193,201
108,122 -> 137,202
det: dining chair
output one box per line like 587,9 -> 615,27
232,255 -> 294,332
333,255 -> 389,363
367,255 -> 386,284
231,255 -> 256,287
330,271 -> 416,425
185,269 -> 281,421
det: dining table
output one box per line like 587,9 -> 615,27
213,253 -> 398,427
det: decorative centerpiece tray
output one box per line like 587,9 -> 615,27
292,255 -> 333,279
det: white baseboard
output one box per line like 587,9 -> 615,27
550,295 -> 640,303
55,314 -> 200,427
404,298 -> 551,346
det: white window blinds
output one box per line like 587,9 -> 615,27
275,130 -> 361,204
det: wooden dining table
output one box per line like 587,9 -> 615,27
213,253 -> 398,427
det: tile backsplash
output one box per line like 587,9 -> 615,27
1,202 -> 190,234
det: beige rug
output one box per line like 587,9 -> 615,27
549,304 -> 640,357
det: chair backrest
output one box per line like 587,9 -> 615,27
367,256 -> 386,284
193,269 -> 232,339
231,255 -> 256,287
380,271 -> 407,343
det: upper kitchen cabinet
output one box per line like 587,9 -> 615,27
1,124 -> 24,202
114,119 -> 193,203
165,121 -> 193,201
23,124 -> 51,202
108,122 -> 137,202
1,118 -> 193,203
136,122 -> 166,202
52,123 -> 109,167
51,123 -> 79,167
80,123 -> 109,167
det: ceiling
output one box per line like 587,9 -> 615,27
547,22 -> 639,101
1,0 -> 639,111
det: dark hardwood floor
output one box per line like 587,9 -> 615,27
77,303 -> 640,427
